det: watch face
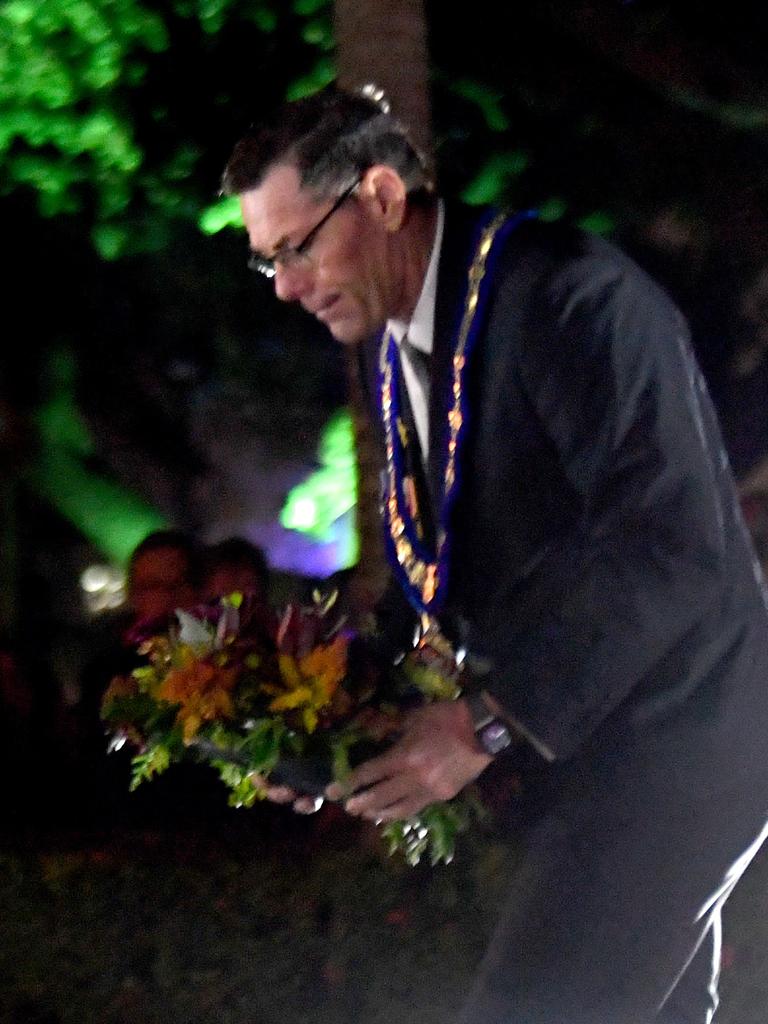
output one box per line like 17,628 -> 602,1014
479,719 -> 512,756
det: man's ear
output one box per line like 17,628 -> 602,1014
359,165 -> 408,231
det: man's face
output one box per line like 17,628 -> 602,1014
204,565 -> 265,603
239,164 -> 405,345
129,548 -> 196,622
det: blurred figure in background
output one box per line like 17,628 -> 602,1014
71,530 -> 205,824
202,537 -> 270,605
128,529 -> 202,624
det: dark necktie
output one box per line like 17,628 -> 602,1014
395,336 -> 436,545
399,333 -> 432,468
400,333 -> 432,406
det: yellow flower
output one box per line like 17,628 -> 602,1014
268,637 -> 347,733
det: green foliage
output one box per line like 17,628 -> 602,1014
0,0 -> 334,257
285,55 -> 335,101
198,194 -> 243,235
461,150 -> 529,206
102,690 -> 168,729
130,741 -> 172,789
0,0 -> 164,228
381,799 -> 474,867
235,717 -> 287,771
209,719 -> 287,807
329,727 -> 364,784
449,80 -> 509,133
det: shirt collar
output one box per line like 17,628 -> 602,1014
386,200 -> 444,354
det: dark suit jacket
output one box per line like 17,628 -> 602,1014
360,204 -> 768,1018
362,201 -> 768,813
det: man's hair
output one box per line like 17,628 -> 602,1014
204,537 -> 270,593
128,529 -> 202,585
221,82 -> 433,202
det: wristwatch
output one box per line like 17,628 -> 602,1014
465,691 -> 514,756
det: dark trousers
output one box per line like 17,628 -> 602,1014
457,714 -> 768,1024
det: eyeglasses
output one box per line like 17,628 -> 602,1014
248,177 -> 362,278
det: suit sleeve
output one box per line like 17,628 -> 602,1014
472,250 -> 734,760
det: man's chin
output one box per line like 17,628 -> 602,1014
325,317 -> 367,346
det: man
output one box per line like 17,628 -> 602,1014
75,529 -> 205,823
202,536 -> 270,604
222,85 -> 768,1023
80,528 -> 202,729
128,529 -> 201,623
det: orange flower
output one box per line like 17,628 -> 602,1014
297,636 -> 347,700
158,658 -> 238,741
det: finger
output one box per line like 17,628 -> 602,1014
363,794 -> 430,823
294,795 -> 324,815
267,786 -> 300,803
326,762 -> 390,803
333,747 -> 405,798
325,779 -> 348,802
248,774 -> 299,804
345,776 -> 412,819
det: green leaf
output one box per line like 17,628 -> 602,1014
451,80 -> 509,132
100,691 -> 158,727
130,743 -> 171,790
379,796 -> 476,866
212,761 -> 260,808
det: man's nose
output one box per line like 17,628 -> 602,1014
273,261 -> 311,303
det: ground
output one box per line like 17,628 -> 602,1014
0,794 -> 766,1023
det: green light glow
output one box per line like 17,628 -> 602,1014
252,6 -> 276,32
281,409 -> 358,548
290,496 -> 319,529
27,348 -> 167,564
29,450 -> 168,564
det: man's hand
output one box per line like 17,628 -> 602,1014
247,775 -> 324,814
325,699 -> 492,822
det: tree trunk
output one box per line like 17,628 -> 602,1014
334,0 -> 433,163
333,0 -> 433,621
